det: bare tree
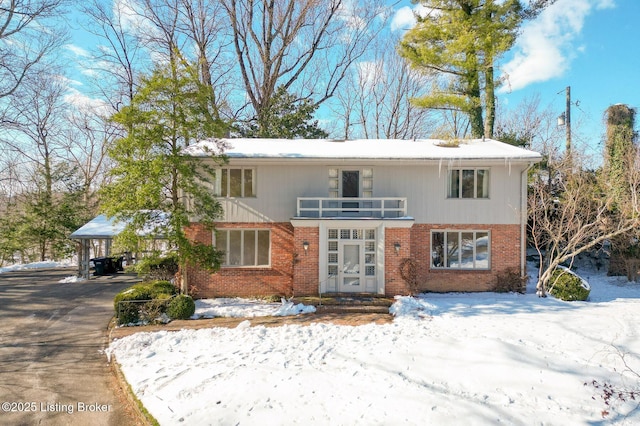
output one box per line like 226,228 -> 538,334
495,95 -> 546,145
221,0 -> 387,132
86,0 -> 234,119
2,70 -> 68,194
0,0 -> 68,99
62,106 -> 117,205
175,0 -> 232,91
0,68 -> 89,261
351,37 -> 435,139
529,147 -> 640,295
149,0 -> 233,120
81,0 -> 150,109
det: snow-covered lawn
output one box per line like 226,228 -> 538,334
0,260 -> 75,274
107,266 -> 640,425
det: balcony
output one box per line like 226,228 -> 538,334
296,197 -> 408,219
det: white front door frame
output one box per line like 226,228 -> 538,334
318,220 -> 385,295
290,218 -> 415,296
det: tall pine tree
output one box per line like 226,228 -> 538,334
100,55 -> 228,286
398,0 -> 549,138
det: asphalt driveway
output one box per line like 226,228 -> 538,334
0,268 -> 142,426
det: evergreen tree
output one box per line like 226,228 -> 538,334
100,56 -> 228,282
398,0 -> 549,138
603,104 -> 639,275
239,86 -> 328,139
604,104 -> 637,208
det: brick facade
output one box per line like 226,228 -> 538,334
384,227 -> 413,295
184,222 -> 522,298
292,227 -> 320,296
410,224 -> 522,293
184,222 -> 295,298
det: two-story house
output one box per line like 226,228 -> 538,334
182,138 -> 541,298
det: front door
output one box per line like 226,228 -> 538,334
325,228 -> 377,294
339,242 -> 364,292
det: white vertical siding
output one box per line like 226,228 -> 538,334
211,161 -> 528,225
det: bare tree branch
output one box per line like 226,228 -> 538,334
0,0 -> 67,99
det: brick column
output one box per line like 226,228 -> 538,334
293,227 -> 320,296
384,227 -> 412,295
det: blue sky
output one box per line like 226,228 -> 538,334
391,0 -> 639,156
64,0 -> 637,158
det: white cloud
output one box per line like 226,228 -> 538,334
390,6 -> 415,32
595,0 -> 615,9
66,44 -> 90,58
357,60 -> 383,88
115,0 -> 158,38
390,4 -> 430,32
499,0 -> 614,92
64,87 -> 110,114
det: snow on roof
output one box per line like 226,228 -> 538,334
182,138 -> 542,161
69,214 -> 126,239
70,212 -> 170,240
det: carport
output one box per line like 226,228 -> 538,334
70,213 -> 170,279
70,214 -> 127,279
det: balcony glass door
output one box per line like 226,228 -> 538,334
342,170 -> 359,212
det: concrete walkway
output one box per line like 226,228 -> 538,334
0,268 -> 143,426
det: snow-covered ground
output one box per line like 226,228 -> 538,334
192,298 -> 317,318
106,264 -> 640,425
0,260 -> 75,274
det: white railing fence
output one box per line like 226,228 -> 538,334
296,197 -> 407,218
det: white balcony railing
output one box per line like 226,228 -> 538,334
296,197 -> 407,219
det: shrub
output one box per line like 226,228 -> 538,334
167,294 -> 196,320
549,267 -> 590,301
494,267 -> 527,293
114,280 -> 178,324
114,285 -> 152,312
132,253 -> 180,280
148,280 -> 178,298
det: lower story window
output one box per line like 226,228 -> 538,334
216,229 -> 270,267
431,230 -> 489,269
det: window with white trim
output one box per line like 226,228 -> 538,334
328,168 -> 373,198
447,169 -> 489,198
431,230 -> 490,269
215,229 -> 270,267
215,168 -> 256,197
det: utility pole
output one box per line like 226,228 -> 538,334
565,86 -> 571,154
557,86 -> 572,154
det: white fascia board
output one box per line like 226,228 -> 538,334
290,218 -> 415,228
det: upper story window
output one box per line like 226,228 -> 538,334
329,168 -> 373,198
448,169 -> 489,199
216,168 -> 255,197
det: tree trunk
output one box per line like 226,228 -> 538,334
484,65 -> 495,139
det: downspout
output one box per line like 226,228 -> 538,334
520,162 -> 534,278
179,186 -> 189,295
